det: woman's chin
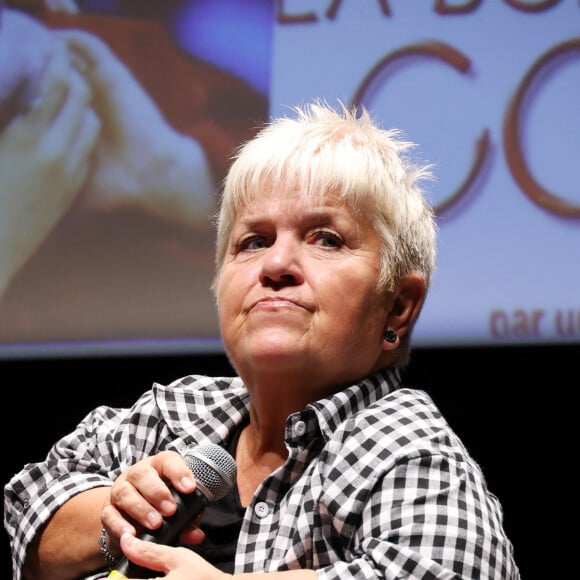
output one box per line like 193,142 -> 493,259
234,334 -> 310,371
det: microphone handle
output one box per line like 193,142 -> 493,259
108,487 -> 209,579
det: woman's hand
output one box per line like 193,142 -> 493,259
116,534 -> 317,580
102,451 -> 205,559
117,533 -> 231,580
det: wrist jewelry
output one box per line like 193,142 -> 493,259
98,527 -> 119,571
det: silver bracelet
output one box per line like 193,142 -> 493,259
98,527 -> 120,571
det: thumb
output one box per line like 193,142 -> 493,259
116,533 -> 168,577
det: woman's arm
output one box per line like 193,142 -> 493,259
23,487 -> 110,580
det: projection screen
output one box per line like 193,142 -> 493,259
0,0 -> 578,358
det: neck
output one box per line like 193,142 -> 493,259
234,410 -> 286,506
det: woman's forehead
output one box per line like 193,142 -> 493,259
238,182 -> 351,208
236,187 -> 352,216
231,189 -> 375,236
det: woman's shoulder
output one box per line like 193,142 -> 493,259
338,387 -> 468,464
161,374 -> 245,394
151,374 -> 249,417
340,385 -> 444,429
373,386 -> 443,423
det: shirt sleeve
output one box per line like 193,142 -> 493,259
3,390 -> 165,580
315,451 -> 518,580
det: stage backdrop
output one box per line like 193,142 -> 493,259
0,0 -> 578,358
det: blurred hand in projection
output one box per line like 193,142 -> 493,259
0,7 -> 218,297
61,29 -> 217,229
0,9 -> 100,295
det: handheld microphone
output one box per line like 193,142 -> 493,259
108,444 -> 237,579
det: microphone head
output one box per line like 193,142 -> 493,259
184,444 -> 237,502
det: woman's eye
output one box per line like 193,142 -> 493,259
313,230 -> 343,248
238,235 -> 267,251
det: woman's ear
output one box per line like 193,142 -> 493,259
383,274 -> 426,344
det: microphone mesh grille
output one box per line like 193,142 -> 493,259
184,444 -> 237,501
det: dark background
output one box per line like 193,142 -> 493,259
1,342 -> 577,578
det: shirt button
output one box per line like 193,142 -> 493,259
294,420 -> 306,436
254,501 -> 270,518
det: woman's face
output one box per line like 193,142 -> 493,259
217,188 -> 393,391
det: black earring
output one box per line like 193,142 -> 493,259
383,329 -> 398,343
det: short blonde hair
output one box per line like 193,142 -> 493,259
213,99 -> 437,298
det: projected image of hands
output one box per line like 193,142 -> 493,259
0,9 -> 100,297
0,0 -> 272,349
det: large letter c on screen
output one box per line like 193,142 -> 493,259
503,38 -> 580,219
351,41 -> 489,219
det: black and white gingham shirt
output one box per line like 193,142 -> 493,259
4,368 -> 520,579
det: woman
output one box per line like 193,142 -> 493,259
4,100 -> 520,579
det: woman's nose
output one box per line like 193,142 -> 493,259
258,235 -> 304,287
